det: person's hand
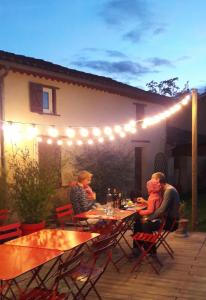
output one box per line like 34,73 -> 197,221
141,217 -> 148,224
137,197 -> 146,204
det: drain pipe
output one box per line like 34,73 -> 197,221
0,68 -> 9,175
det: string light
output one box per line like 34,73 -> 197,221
88,139 -> 94,145
47,138 -> 53,145
48,126 -> 58,138
92,127 -> 101,137
0,93 -> 191,146
57,140 -> 63,146
80,128 -> 89,137
67,140 -> 73,146
66,127 -> 75,138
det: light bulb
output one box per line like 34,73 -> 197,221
66,128 -> 75,138
67,140 -> 73,146
109,135 -> 115,141
80,128 -> 89,137
48,126 -> 58,137
98,137 -> 104,143
92,127 -> 101,136
27,125 -> 38,138
114,125 -> 122,133
120,132 -> 126,138
129,120 -> 136,127
88,139 -> 94,145
104,126 -> 112,135
77,140 -> 83,146
47,138 -> 53,145
57,140 -> 63,146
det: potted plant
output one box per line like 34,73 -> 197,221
175,201 -> 189,237
9,149 -> 58,235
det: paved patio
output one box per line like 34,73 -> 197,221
88,231 -> 206,300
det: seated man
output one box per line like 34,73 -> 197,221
132,172 -> 180,256
148,172 -> 180,231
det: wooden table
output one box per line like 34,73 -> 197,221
0,244 -> 62,298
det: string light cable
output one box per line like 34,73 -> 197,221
0,94 -> 191,146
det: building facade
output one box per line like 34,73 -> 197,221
0,50 -> 171,195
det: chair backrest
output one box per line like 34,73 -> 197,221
0,223 -> 22,243
0,209 -> 9,224
55,204 -> 74,227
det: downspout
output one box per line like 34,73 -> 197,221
0,68 -> 9,175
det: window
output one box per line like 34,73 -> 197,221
29,82 -> 57,114
133,103 -> 146,121
43,88 -> 53,113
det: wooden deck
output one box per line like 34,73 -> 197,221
88,231 -> 206,300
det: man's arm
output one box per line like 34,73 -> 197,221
148,189 -> 171,220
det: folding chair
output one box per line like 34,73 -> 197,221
92,231 -> 121,272
131,219 -> 165,274
58,241 -> 114,299
156,218 -> 178,259
19,267 -> 70,300
55,204 -> 74,229
0,223 -> 22,243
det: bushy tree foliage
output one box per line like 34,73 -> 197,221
146,77 -> 189,97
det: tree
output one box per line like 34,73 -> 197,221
146,77 -> 189,97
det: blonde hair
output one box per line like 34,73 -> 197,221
77,170 -> 93,183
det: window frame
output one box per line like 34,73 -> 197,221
29,82 -> 60,116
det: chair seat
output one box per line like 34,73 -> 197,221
20,287 -> 67,299
133,232 -> 159,243
70,265 -> 104,282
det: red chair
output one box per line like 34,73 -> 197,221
131,219 -> 166,274
55,204 -> 74,229
92,231 -> 121,272
0,223 -> 22,243
0,209 -> 9,225
58,240 -> 114,299
156,218 -> 178,259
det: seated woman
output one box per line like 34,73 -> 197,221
70,170 -> 103,229
70,170 -> 96,215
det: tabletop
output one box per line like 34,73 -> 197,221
6,229 -> 100,251
74,207 -> 137,221
0,244 -> 62,281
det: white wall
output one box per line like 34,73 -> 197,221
3,71 -> 167,191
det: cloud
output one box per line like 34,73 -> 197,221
72,59 -> 156,77
83,48 -> 127,58
147,57 -> 174,67
99,0 -> 148,26
153,27 -> 165,35
99,0 -> 166,43
176,56 -> 190,62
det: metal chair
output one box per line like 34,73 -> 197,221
131,218 -> 166,274
0,223 -> 22,243
0,209 -> 9,225
55,204 -> 74,229
156,218 -> 178,259
58,240 -> 114,299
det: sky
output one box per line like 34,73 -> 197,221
0,0 -> 206,91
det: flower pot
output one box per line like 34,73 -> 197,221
21,221 -> 46,236
174,218 -> 189,238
